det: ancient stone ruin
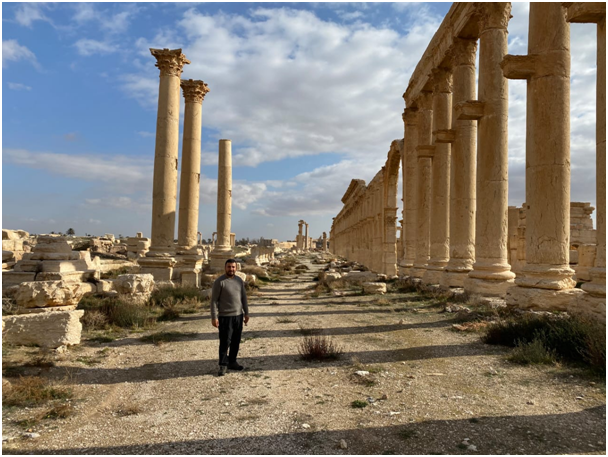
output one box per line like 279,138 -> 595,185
330,2 -> 605,320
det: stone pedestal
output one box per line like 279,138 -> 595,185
210,139 -> 235,271
503,3 -> 577,307
464,4 -> 515,296
441,38 -> 478,288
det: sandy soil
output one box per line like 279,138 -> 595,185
2,255 -> 606,455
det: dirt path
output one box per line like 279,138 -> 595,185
3,255 -> 606,454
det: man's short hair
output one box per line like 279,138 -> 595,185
225,258 -> 237,266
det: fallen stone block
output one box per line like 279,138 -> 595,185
2,310 -> 84,348
15,280 -> 96,308
114,274 -> 154,302
363,282 -> 387,295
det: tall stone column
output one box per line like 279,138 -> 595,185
464,4 -> 515,296
564,3 -> 606,311
175,79 -> 209,286
177,79 -> 209,253
297,221 -> 303,252
209,140 -> 235,271
400,107 -> 419,276
503,3 -> 580,309
139,48 -> 190,282
424,68 -> 452,284
412,91 -> 434,278
304,223 -> 309,251
441,38 -> 478,288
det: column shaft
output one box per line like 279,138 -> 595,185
465,4 -> 515,296
401,108 -> 418,274
412,91 -> 433,278
177,80 -> 208,251
442,38 -> 478,287
424,68 -> 452,284
584,15 -> 606,298
215,140 -> 233,250
149,49 -> 190,254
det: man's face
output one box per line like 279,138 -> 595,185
225,262 -> 237,277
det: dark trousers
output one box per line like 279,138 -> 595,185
218,314 -> 243,366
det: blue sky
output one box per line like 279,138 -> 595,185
2,2 -> 598,241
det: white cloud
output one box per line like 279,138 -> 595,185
71,3 -> 138,35
122,6 -> 441,167
137,131 -> 155,138
3,149 -> 153,193
2,40 -> 39,68
14,3 -> 51,27
74,39 -> 119,56
7,82 -> 32,91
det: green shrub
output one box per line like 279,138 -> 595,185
100,266 -> 134,280
350,400 -> 368,408
507,337 -> 557,365
147,286 -> 203,307
78,295 -> 155,330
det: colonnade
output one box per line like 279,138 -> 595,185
330,3 -> 605,319
330,140 -> 402,276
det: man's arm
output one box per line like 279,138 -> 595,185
241,278 -> 249,325
210,279 -> 222,326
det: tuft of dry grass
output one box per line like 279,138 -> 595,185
2,376 -> 73,407
298,335 -> 342,361
115,402 -> 142,416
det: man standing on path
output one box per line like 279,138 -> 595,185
211,259 -> 250,376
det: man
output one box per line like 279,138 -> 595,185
210,259 -> 250,376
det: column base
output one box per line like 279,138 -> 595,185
463,276 -> 514,297
439,269 -> 471,288
514,264 -> 577,290
422,266 -> 444,285
506,285 -> 584,312
137,256 -> 176,282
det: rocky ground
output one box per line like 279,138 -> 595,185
2,255 -> 606,455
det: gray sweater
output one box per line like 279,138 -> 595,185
210,274 -> 249,320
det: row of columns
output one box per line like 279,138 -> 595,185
296,220 -> 310,252
398,3 -> 605,315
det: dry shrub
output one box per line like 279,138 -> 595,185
81,309 -> 109,330
484,312 -> 605,373
298,335 -> 342,361
100,266 -> 136,280
507,338 -> 557,365
116,402 -> 142,416
44,403 -> 75,419
240,266 -> 268,278
3,376 -> 73,407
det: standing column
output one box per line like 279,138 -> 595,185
209,140 -> 235,271
412,91 -> 434,278
464,4 -> 515,296
503,3 -> 580,309
424,67 -> 452,284
177,80 -> 209,252
304,223 -> 309,251
441,38 -> 478,288
297,221 -> 303,251
564,3 -> 606,309
139,48 -> 190,282
400,107 -> 419,276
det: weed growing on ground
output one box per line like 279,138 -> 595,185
350,400 -> 368,408
115,403 -> 142,416
507,338 -> 557,365
298,335 -> 342,361
2,376 -> 73,407
275,317 -> 297,324
100,266 -> 135,280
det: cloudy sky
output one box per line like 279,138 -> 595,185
2,2 -> 598,241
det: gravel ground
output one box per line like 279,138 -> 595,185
2,255 -> 606,455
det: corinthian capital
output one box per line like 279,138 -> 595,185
150,48 -> 191,77
181,79 -> 210,103
479,3 -> 512,32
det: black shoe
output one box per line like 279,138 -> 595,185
218,365 -> 227,376
228,362 -> 245,371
